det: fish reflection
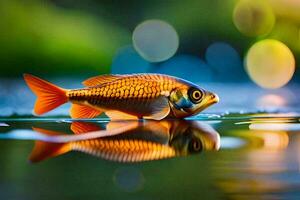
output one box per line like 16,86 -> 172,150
30,120 -> 220,163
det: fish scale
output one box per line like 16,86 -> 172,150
67,75 -> 175,100
65,75 -> 179,117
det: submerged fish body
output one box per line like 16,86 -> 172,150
24,73 -> 219,120
30,120 -> 220,163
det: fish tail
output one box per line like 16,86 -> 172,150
23,74 -> 68,115
29,127 -> 71,163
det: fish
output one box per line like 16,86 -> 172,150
29,120 -> 220,163
24,73 -> 219,120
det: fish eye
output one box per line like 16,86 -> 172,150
188,138 -> 203,153
188,87 -> 203,103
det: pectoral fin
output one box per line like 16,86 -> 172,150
143,97 -> 170,120
70,104 -> 102,119
143,106 -> 170,120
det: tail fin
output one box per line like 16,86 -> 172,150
29,127 -> 71,163
24,74 -> 68,115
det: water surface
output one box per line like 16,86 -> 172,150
1,79 -> 300,199
1,114 -> 300,200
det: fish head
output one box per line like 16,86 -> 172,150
170,121 -> 220,155
169,82 -> 219,118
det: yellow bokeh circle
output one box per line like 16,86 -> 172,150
246,39 -> 295,89
233,0 -> 275,37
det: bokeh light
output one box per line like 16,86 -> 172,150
246,39 -> 295,89
257,94 -> 286,111
250,123 -> 300,131
255,131 -> 289,150
111,45 -> 154,74
132,19 -> 179,62
152,54 -> 212,82
221,137 -> 246,149
205,42 -> 244,81
233,0 -> 275,37
0,123 -> 9,127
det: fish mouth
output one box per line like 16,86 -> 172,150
195,93 -> 219,112
209,93 -> 219,104
204,92 -> 219,107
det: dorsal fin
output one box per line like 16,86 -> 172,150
82,75 -> 123,87
82,73 -> 168,87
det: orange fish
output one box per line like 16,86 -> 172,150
29,120 -> 220,163
24,73 -> 219,120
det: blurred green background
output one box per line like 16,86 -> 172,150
0,0 -> 299,85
